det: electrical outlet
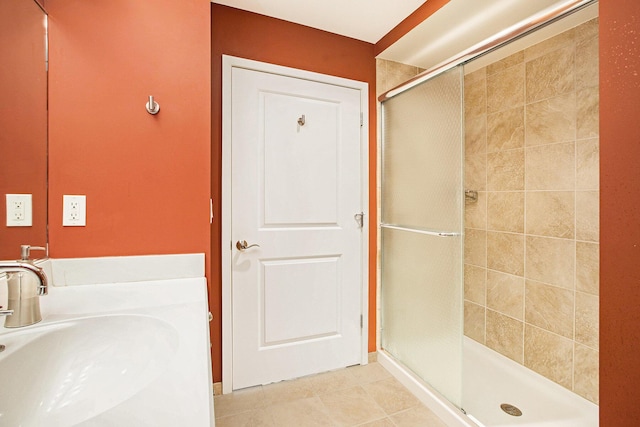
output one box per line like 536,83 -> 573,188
6,194 -> 32,227
63,195 -> 86,226
13,201 -> 24,221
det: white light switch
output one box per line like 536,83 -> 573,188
6,194 -> 32,227
63,195 -> 86,226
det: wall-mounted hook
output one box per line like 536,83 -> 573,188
297,114 -> 305,132
146,95 -> 160,115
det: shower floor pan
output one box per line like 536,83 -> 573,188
378,337 -> 598,427
462,337 -> 598,427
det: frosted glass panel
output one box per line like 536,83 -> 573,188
382,66 -> 463,233
381,227 -> 463,404
381,66 -> 464,407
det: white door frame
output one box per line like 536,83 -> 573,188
221,55 -> 369,393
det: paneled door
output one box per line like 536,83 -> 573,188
226,61 -> 366,390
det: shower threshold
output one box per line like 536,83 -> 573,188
378,337 -> 598,427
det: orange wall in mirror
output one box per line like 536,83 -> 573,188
0,0 -> 48,260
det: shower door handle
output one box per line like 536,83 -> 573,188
236,240 -> 260,252
381,224 -> 460,237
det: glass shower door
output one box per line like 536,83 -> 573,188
381,65 -> 464,406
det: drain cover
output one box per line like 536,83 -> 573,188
500,403 -> 523,417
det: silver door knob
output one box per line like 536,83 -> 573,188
236,240 -> 260,251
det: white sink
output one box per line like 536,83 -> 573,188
0,315 -> 179,426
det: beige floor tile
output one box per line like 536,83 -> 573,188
214,386 -> 265,418
348,362 -> 392,385
390,406 -> 449,427
215,363 -> 450,427
262,377 -> 315,405
267,396 -> 337,426
215,408 -> 275,427
308,368 -> 359,394
319,386 -> 387,426
361,378 -> 420,415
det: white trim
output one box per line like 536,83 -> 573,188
222,55 -> 369,393
377,350 -> 480,427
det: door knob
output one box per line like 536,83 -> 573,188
236,240 -> 260,251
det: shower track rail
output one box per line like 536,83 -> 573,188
378,0 -> 596,102
380,224 -> 460,237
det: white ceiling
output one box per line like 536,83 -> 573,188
211,0 -> 426,44
212,0 -> 598,71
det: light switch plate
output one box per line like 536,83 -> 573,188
6,194 -> 32,227
63,195 -> 86,226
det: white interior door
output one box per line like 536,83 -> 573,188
228,64 -> 366,390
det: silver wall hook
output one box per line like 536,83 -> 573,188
146,95 -> 160,115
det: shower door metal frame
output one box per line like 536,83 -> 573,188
378,0 -> 597,103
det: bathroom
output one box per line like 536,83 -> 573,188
1,0 -> 638,425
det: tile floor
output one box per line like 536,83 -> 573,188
214,362 -> 449,426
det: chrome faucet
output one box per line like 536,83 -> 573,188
0,245 -> 48,328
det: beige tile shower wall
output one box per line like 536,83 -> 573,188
375,59 -> 424,350
463,18 -> 599,404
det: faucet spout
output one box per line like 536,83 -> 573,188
0,261 -> 48,296
0,261 -> 48,328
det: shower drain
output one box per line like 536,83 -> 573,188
500,403 -> 523,417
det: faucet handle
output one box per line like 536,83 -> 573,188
20,245 -> 46,261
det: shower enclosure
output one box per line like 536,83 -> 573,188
378,1 -> 599,426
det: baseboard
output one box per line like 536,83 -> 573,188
213,382 -> 223,396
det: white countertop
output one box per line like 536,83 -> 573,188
0,255 -> 214,427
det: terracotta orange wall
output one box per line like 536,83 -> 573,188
0,0 -> 48,259
46,0 -> 211,273
211,4 -> 376,381
600,0 -> 640,424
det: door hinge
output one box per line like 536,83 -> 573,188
360,314 -> 363,329
354,212 -> 364,228
210,198 -> 214,223
360,112 -> 363,127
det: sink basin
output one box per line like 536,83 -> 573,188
0,315 -> 179,426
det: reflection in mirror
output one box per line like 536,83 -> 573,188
0,0 -> 48,260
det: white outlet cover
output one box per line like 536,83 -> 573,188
6,194 -> 32,227
63,195 -> 86,226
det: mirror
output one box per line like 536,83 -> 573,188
0,0 -> 48,260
